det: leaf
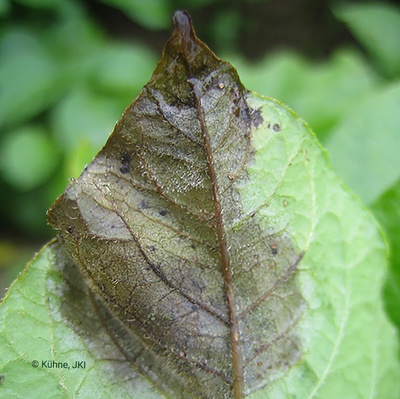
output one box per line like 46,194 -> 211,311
2,10 -> 399,399
89,43 -> 157,96
334,2 -> 400,78
50,88 -> 123,152
371,179 -> 400,330
0,0 -> 10,17
232,48 -> 382,143
13,0 -> 59,9
325,81 -> 400,204
49,11 -> 311,397
0,125 -> 60,191
0,29 -> 65,130
100,0 -> 172,30
0,241 -> 163,399
286,49 -> 382,142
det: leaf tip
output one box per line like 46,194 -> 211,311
171,10 -> 203,61
172,10 -> 194,39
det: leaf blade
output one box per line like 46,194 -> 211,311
47,11 -> 306,398
39,10 -> 400,399
0,241 -> 165,399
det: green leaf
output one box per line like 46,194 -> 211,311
325,81 -> 400,204
0,0 -> 10,16
233,49 -> 381,142
230,51 -> 308,106
371,179 -> 400,330
90,43 -> 157,96
2,10 -> 399,399
47,1 -> 105,60
13,0 -> 59,8
63,139 -> 100,180
210,9 -> 241,54
0,125 -> 60,191
0,29 -> 65,130
0,241 -> 164,398
50,88 -> 123,152
287,49 -> 382,142
0,240 -> 34,297
334,2 -> 400,78
100,0 -> 172,30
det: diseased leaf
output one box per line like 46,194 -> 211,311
48,12 -> 307,398
0,241 -> 162,399
2,11 -> 399,399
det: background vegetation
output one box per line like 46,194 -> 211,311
1,0 -> 399,336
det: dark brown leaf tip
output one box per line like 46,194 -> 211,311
171,10 -> 201,63
173,10 -> 193,41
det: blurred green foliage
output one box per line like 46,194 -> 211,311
1,0 -> 400,335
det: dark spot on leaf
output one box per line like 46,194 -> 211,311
232,85 -> 240,101
121,154 -> 132,165
270,243 -> 278,255
249,108 -> 263,128
159,209 -> 167,216
120,165 -> 130,174
139,200 -> 149,209
0,375 -> 4,384
273,123 -> 281,132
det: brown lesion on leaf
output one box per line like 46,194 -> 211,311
159,208 -> 168,216
119,164 -> 130,174
270,243 -> 278,255
120,153 -> 132,165
248,107 -> 263,129
273,123 -> 281,132
265,121 -> 282,132
47,9 -> 306,399
119,153 -> 132,174
238,250 -> 304,318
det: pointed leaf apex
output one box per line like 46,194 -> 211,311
173,10 -> 194,43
